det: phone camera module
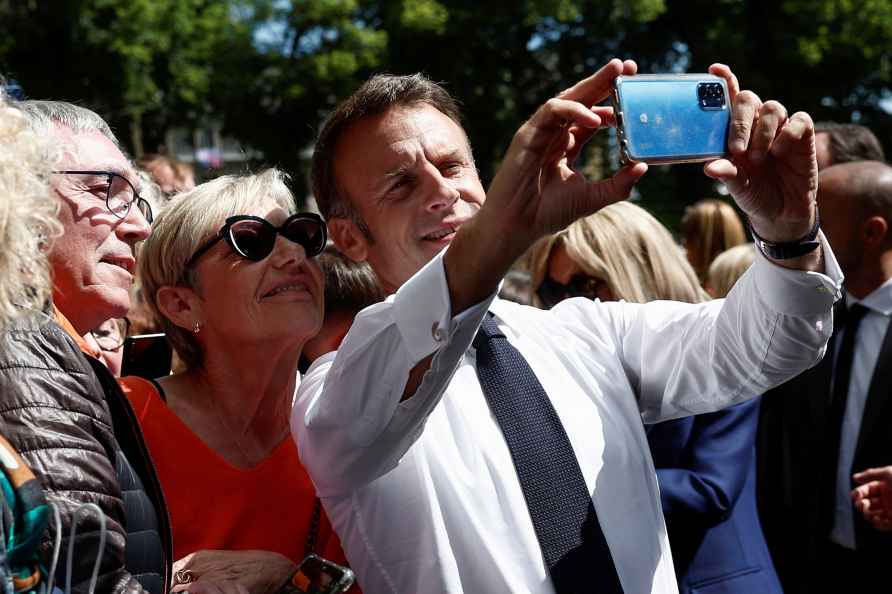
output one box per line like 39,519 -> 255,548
697,82 -> 726,110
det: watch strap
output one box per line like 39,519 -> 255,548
750,212 -> 821,260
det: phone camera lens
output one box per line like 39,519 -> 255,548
698,83 -> 725,109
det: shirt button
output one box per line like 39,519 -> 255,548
432,323 -> 447,342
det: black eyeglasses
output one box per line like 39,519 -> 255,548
54,170 -> 153,224
90,318 -> 130,352
536,275 -> 606,309
186,213 -> 327,270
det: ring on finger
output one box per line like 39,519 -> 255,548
175,569 -> 195,585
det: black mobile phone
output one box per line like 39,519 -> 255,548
287,554 -> 355,594
121,333 -> 172,380
613,74 -> 731,165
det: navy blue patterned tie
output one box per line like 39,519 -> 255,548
473,314 -> 624,593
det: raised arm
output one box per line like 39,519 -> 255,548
295,59 -> 649,494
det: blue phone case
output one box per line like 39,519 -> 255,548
613,74 -> 731,165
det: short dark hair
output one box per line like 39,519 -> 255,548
847,161 -> 892,226
822,161 -> 892,248
311,73 -> 465,230
815,122 -> 886,165
318,246 -> 385,317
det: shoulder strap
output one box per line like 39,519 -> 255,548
118,375 -> 165,418
303,498 -> 322,557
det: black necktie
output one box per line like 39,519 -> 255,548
473,315 -> 623,594
828,304 -> 869,476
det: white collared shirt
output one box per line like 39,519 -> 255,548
830,278 -> 892,549
293,236 -> 842,594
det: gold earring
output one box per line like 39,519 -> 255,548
192,321 -> 201,334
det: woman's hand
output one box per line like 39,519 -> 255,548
170,550 -> 297,594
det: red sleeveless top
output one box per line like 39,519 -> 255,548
120,376 -> 349,567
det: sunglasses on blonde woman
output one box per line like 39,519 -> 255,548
535,275 -> 607,309
185,213 -> 327,270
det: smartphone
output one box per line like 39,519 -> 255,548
613,74 -> 731,165
121,333 -> 172,380
288,554 -> 355,594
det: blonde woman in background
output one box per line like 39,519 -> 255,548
529,201 -> 706,308
528,202 -> 782,594
705,243 -> 756,298
681,198 -> 748,283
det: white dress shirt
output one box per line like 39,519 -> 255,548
830,278 -> 892,549
293,236 -> 842,594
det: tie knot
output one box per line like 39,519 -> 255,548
844,303 -> 870,328
473,315 -> 505,349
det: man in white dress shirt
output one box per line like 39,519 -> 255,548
292,59 -> 843,594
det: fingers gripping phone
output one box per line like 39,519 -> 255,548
121,333 -> 173,380
613,74 -> 731,165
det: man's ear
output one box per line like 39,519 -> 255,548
328,217 -> 369,262
862,216 -> 889,250
155,285 -> 203,331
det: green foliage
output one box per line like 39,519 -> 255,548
400,0 -> 449,33
2,0 -> 889,223
525,0 -> 582,24
611,0 -> 665,23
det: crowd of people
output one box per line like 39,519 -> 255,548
0,55 -> 889,594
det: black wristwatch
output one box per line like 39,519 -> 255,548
750,211 -> 821,260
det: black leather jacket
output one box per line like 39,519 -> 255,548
0,309 -> 171,594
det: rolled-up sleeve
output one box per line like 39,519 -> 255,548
292,249 -> 494,496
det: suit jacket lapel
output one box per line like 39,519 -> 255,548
854,316 -> 892,463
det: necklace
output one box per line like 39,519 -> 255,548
206,389 -> 291,467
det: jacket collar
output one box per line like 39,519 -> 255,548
52,305 -> 101,359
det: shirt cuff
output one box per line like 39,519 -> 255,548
392,247 -> 496,363
751,230 -> 843,316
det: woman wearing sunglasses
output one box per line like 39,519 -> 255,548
526,202 -> 781,594
121,169 -> 355,594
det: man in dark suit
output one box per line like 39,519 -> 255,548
758,160 -> 892,592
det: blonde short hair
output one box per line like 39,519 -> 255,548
528,201 -> 708,305
0,95 -> 61,329
680,199 -> 748,282
138,169 -> 296,369
705,243 -> 755,298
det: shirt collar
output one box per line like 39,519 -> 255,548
52,305 -> 101,359
846,277 -> 892,317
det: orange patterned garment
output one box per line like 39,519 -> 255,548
120,376 -> 350,567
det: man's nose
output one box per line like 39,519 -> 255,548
422,166 -> 460,213
116,204 -> 152,245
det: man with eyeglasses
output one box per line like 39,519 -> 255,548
0,100 -> 170,594
87,318 -> 130,377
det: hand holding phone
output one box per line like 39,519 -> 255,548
701,63 -> 819,248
